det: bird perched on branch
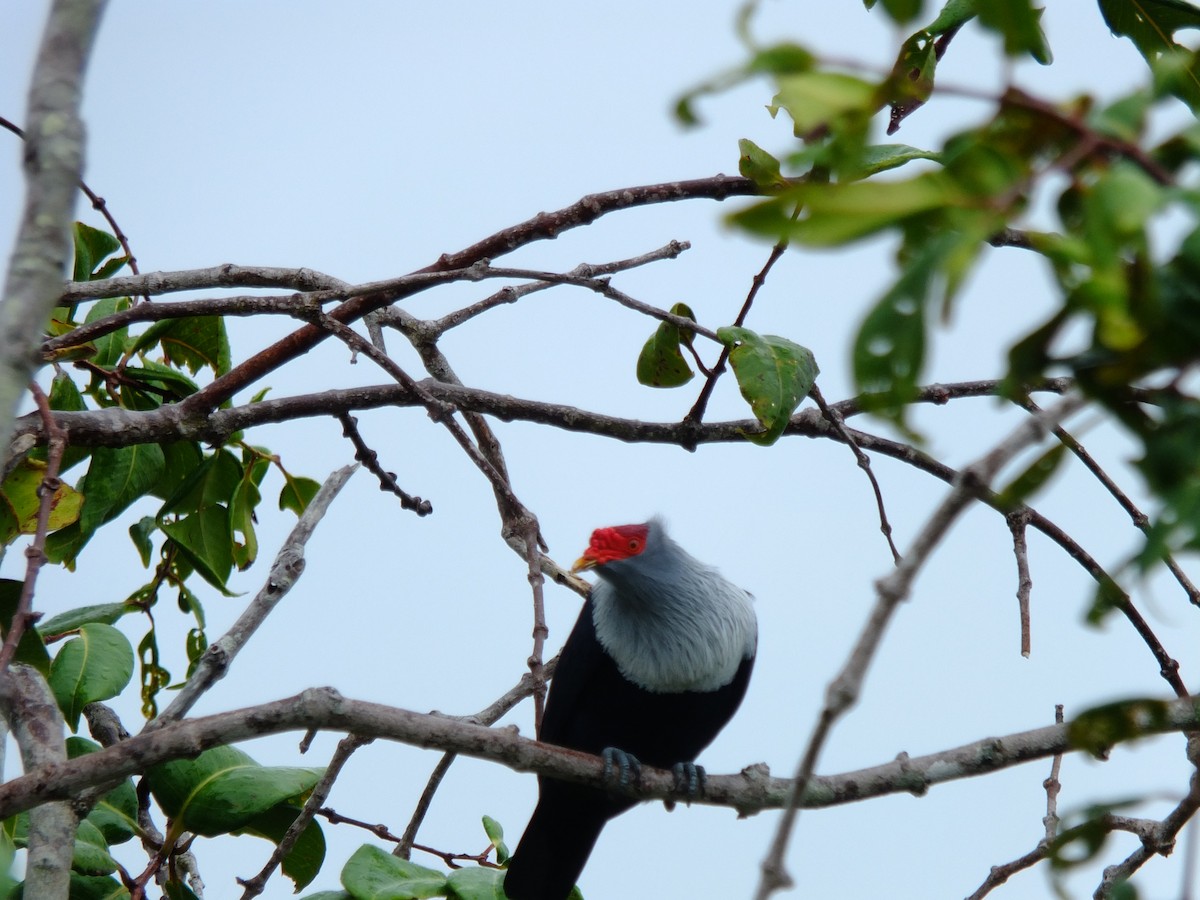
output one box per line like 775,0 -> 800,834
503,517 -> 757,900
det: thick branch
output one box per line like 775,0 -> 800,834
0,0 -> 107,455
0,665 -> 75,900
0,686 -> 1195,825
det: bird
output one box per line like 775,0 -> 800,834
503,517 -> 757,900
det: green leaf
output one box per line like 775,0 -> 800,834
39,602 -> 135,637
77,444 -> 167,538
72,223 -> 122,283
1099,0 -> 1200,60
855,143 -> 941,178
48,623 -> 135,731
135,316 -> 232,376
1092,162 -> 1164,240
73,818 -> 118,875
236,805 -> 327,891
129,516 -> 156,567
853,266 -> 929,420
636,303 -> 697,388
340,844 -> 447,900
44,521 -> 88,568
996,444 -> 1068,510
279,476 -> 321,515
877,0 -> 925,24
446,867 -> 508,900
230,467 -> 262,570
66,874 -> 131,900
738,139 -> 788,190
298,893 -> 353,900
770,71 -> 878,135
0,457 -> 84,544
747,42 -> 816,75
158,449 -> 242,517
83,296 -> 133,368
717,327 -> 819,446
152,442 -> 206,502
733,172 -> 963,246
482,815 -> 509,865
1067,698 -> 1173,757
68,738 -> 138,845
147,745 -> 324,837
975,0 -> 1052,63
123,361 -> 200,400
925,0 -> 979,35
0,579 -> 51,674
161,505 -> 235,593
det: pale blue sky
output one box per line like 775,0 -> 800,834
3,4 -> 1198,898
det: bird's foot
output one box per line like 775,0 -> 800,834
672,761 -> 707,803
601,747 -> 642,792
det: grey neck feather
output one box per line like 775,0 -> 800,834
590,518 -> 757,694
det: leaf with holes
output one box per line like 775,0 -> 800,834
717,327 -> 819,446
0,457 -> 83,544
48,624 -> 134,731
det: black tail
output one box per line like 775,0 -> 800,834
504,783 -> 628,900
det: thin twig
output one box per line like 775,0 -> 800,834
0,114 -> 145,298
683,229 -> 790,435
965,704 -> 1065,898
1023,396 -> 1200,608
151,464 -> 357,727
336,412 -> 432,516
810,383 -> 901,565
426,240 -> 691,335
0,385 -> 66,672
395,655 -> 561,859
238,734 -> 372,898
753,395 -> 1087,900
1007,511 -> 1033,658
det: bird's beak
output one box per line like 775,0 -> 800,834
571,554 -> 598,574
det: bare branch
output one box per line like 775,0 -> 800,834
337,413 -> 432,516
753,395 -> 1087,900
0,0 -> 107,457
152,464 -> 357,727
684,210 -> 793,435
1007,510 -> 1033,658
0,384 -> 66,673
238,733 -> 372,898
0,684 -> 1196,826
1023,396 -> 1200,608
0,665 -> 75,899
810,383 -> 902,565
425,240 -> 691,335
964,705 -> 1065,900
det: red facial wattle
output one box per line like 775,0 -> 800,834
571,523 -> 649,572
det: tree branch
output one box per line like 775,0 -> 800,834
0,685 -> 1195,826
0,0 -> 107,456
152,464 -> 357,726
0,665 -> 75,899
753,395 -> 1087,899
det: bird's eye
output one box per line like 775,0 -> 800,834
628,539 -> 641,551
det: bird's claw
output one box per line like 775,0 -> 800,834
601,747 -> 641,791
672,762 -> 707,802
